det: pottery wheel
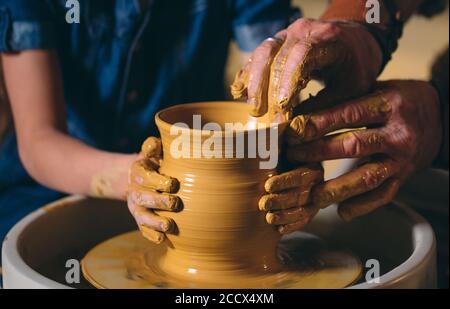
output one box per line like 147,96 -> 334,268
81,231 -> 362,289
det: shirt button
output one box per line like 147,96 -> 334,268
127,90 -> 139,103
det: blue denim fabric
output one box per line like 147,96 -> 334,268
0,0 -> 298,243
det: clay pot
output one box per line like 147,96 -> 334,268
79,102 -> 362,289
154,102 -> 285,283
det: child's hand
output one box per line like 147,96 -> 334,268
259,164 -> 324,235
127,137 -> 182,244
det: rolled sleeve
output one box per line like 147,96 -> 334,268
231,0 -> 300,52
0,0 -> 56,52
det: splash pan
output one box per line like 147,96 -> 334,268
2,196 -> 437,289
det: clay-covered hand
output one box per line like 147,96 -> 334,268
259,164 -> 324,235
231,18 -> 382,122
286,80 -> 442,221
127,137 -> 182,244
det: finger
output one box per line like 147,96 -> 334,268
128,194 -> 172,232
129,159 -> 179,193
266,204 -> 319,225
287,92 -> 391,145
313,159 -> 399,209
141,137 -> 162,159
128,188 -> 181,211
287,129 -> 386,163
247,33 -> 286,116
277,210 -> 317,235
293,84 -> 346,116
230,59 -> 251,101
259,186 -> 311,211
264,164 -> 323,193
338,178 -> 400,221
131,202 -> 174,233
139,225 -> 165,244
273,22 -> 344,113
268,32 -> 297,122
291,73 -> 365,115
141,137 -> 162,164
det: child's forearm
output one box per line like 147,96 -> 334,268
2,50 -> 137,200
19,128 -> 137,200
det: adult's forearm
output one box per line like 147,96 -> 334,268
321,0 -> 424,23
18,128 -> 137,200
320,0 -> 426,74
1,50 -> 137,200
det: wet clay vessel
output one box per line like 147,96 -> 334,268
82,102 -> 362,288
156,102 -> 283,281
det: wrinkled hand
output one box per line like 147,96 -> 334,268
127,137 -> 182,244
231,18 -> 382,122
286,80 -> 442,221
259,164 -> 323,235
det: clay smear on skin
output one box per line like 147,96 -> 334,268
268,39 -> 295,122
287,93 -> 392,146
339,179 -> 400,221
90,167 -> 125,198
314,163 -> 391,208
230,63 -> 250,100
130,160 -> 177,192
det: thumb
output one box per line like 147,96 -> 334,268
294,85 -> 349,116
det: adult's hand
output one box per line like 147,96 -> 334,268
286,80 -> 442,221
128,137 -> 182,244
231,18 -> 383,122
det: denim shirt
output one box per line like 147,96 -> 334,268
0,0 -> 298,239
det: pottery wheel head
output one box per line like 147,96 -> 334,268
81,231 -> 362,289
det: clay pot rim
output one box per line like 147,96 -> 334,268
155,101 -> 288,135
